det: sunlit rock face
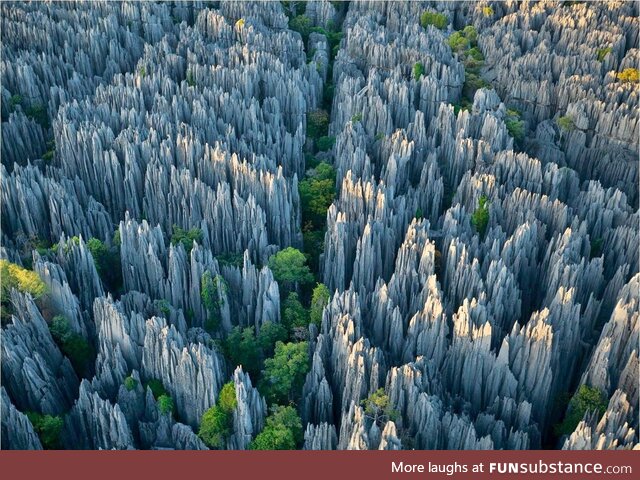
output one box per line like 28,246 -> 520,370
1,1 -> 637,451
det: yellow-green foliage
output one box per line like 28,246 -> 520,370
1,259 -> 47,304
596,47 -> 612,62
482,6 -> 494,16
616,68 -> 639,83
420,11 -> 448,30
557,115 -> 576,132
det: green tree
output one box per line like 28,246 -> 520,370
49,315 -> 93,377
316,136 -> 336,151
201,272 -> 228,332
87,237 -> 123,293
267,247 -> 314,290
198,382 -> 237,449
157,394 -> 175,416
413,62 -> 425,81
257,321 -> 288,358
223,326 -> 262,380
596,47 -> 612,62
259,341 -> 310,405
124,376 -> 137,391
145,378 -> 168,399
448,31 -> 470,52
307,109 -> 329,139
289,15 -> 312,43
361,388 -> 397,427
282,292 -> 309,332
171,225 -> 203,254
420,11 -> 448,30
309,283 -> 330,328
471,195 -> 490,238
249,405 -> 303,450
299,162 -> 336,229
557,115 -> 576,132
26,412 -> 63,449
555,385 -> 608,436
505,109 -> 525,142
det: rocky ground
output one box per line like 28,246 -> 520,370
1,1 -> 638,450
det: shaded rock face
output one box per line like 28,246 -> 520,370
1,1 -> 638,451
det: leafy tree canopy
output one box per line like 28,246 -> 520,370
26,412 -> 63,449
157,394 -> 175,416
268,247 -> 314,289
309,283 -> 330,328
198,382 -> 237,449
471,195 -> 490,238
361,388 -> 397,427
420,11 -> 448,30
282,292 -> 309,332
555,385 -> 608,436
259,341 -> 310,405
171,225 -> 202,254
249,406 -> 303,450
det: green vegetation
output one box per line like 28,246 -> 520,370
420,11 -> 448,30
448,31 -> 470,53
307,109 -> 329,139
557,115 -> 576,132
139,66 -> 146,77
289,14 -> 312,43
186,71 -> 196,87
299,162 -> 336,230
170,225 -> 203,254
201,272 -> 228,332
616,67 -> 639,83
145,378 -> 168,400
309,283 -> 330,328
222,321 -> 289,380
413,62 -> 425,81
87,237 -> 123,294
42,139 -> 55,163
267,247 -> 314,291
505,109 -> 525,142
257,321 -> 289,358
555,385 -> 608,436
157,394 -> 175,416
361,388 -> 397,427
282,292 -> 309,339
448,26 -> 489,105
6,95 -> 50,129
316,135 -> 336,152
49,315 -> 93,376
199,382 -> 237,449
223,326 -> 262,379
259,341 -> 310,405
26,412 -> 63,449
596,47 -> 612,62
350,113 -> 363,123
124,376 -> 137,391
415,207 -> 424,220
590,237 -> 604,259
249,405 -> 303,450
215,252 -> 245,268
471,195 -> 490,238
9,94 -> 23,109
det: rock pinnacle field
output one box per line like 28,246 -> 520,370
1,1 -> 638,451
